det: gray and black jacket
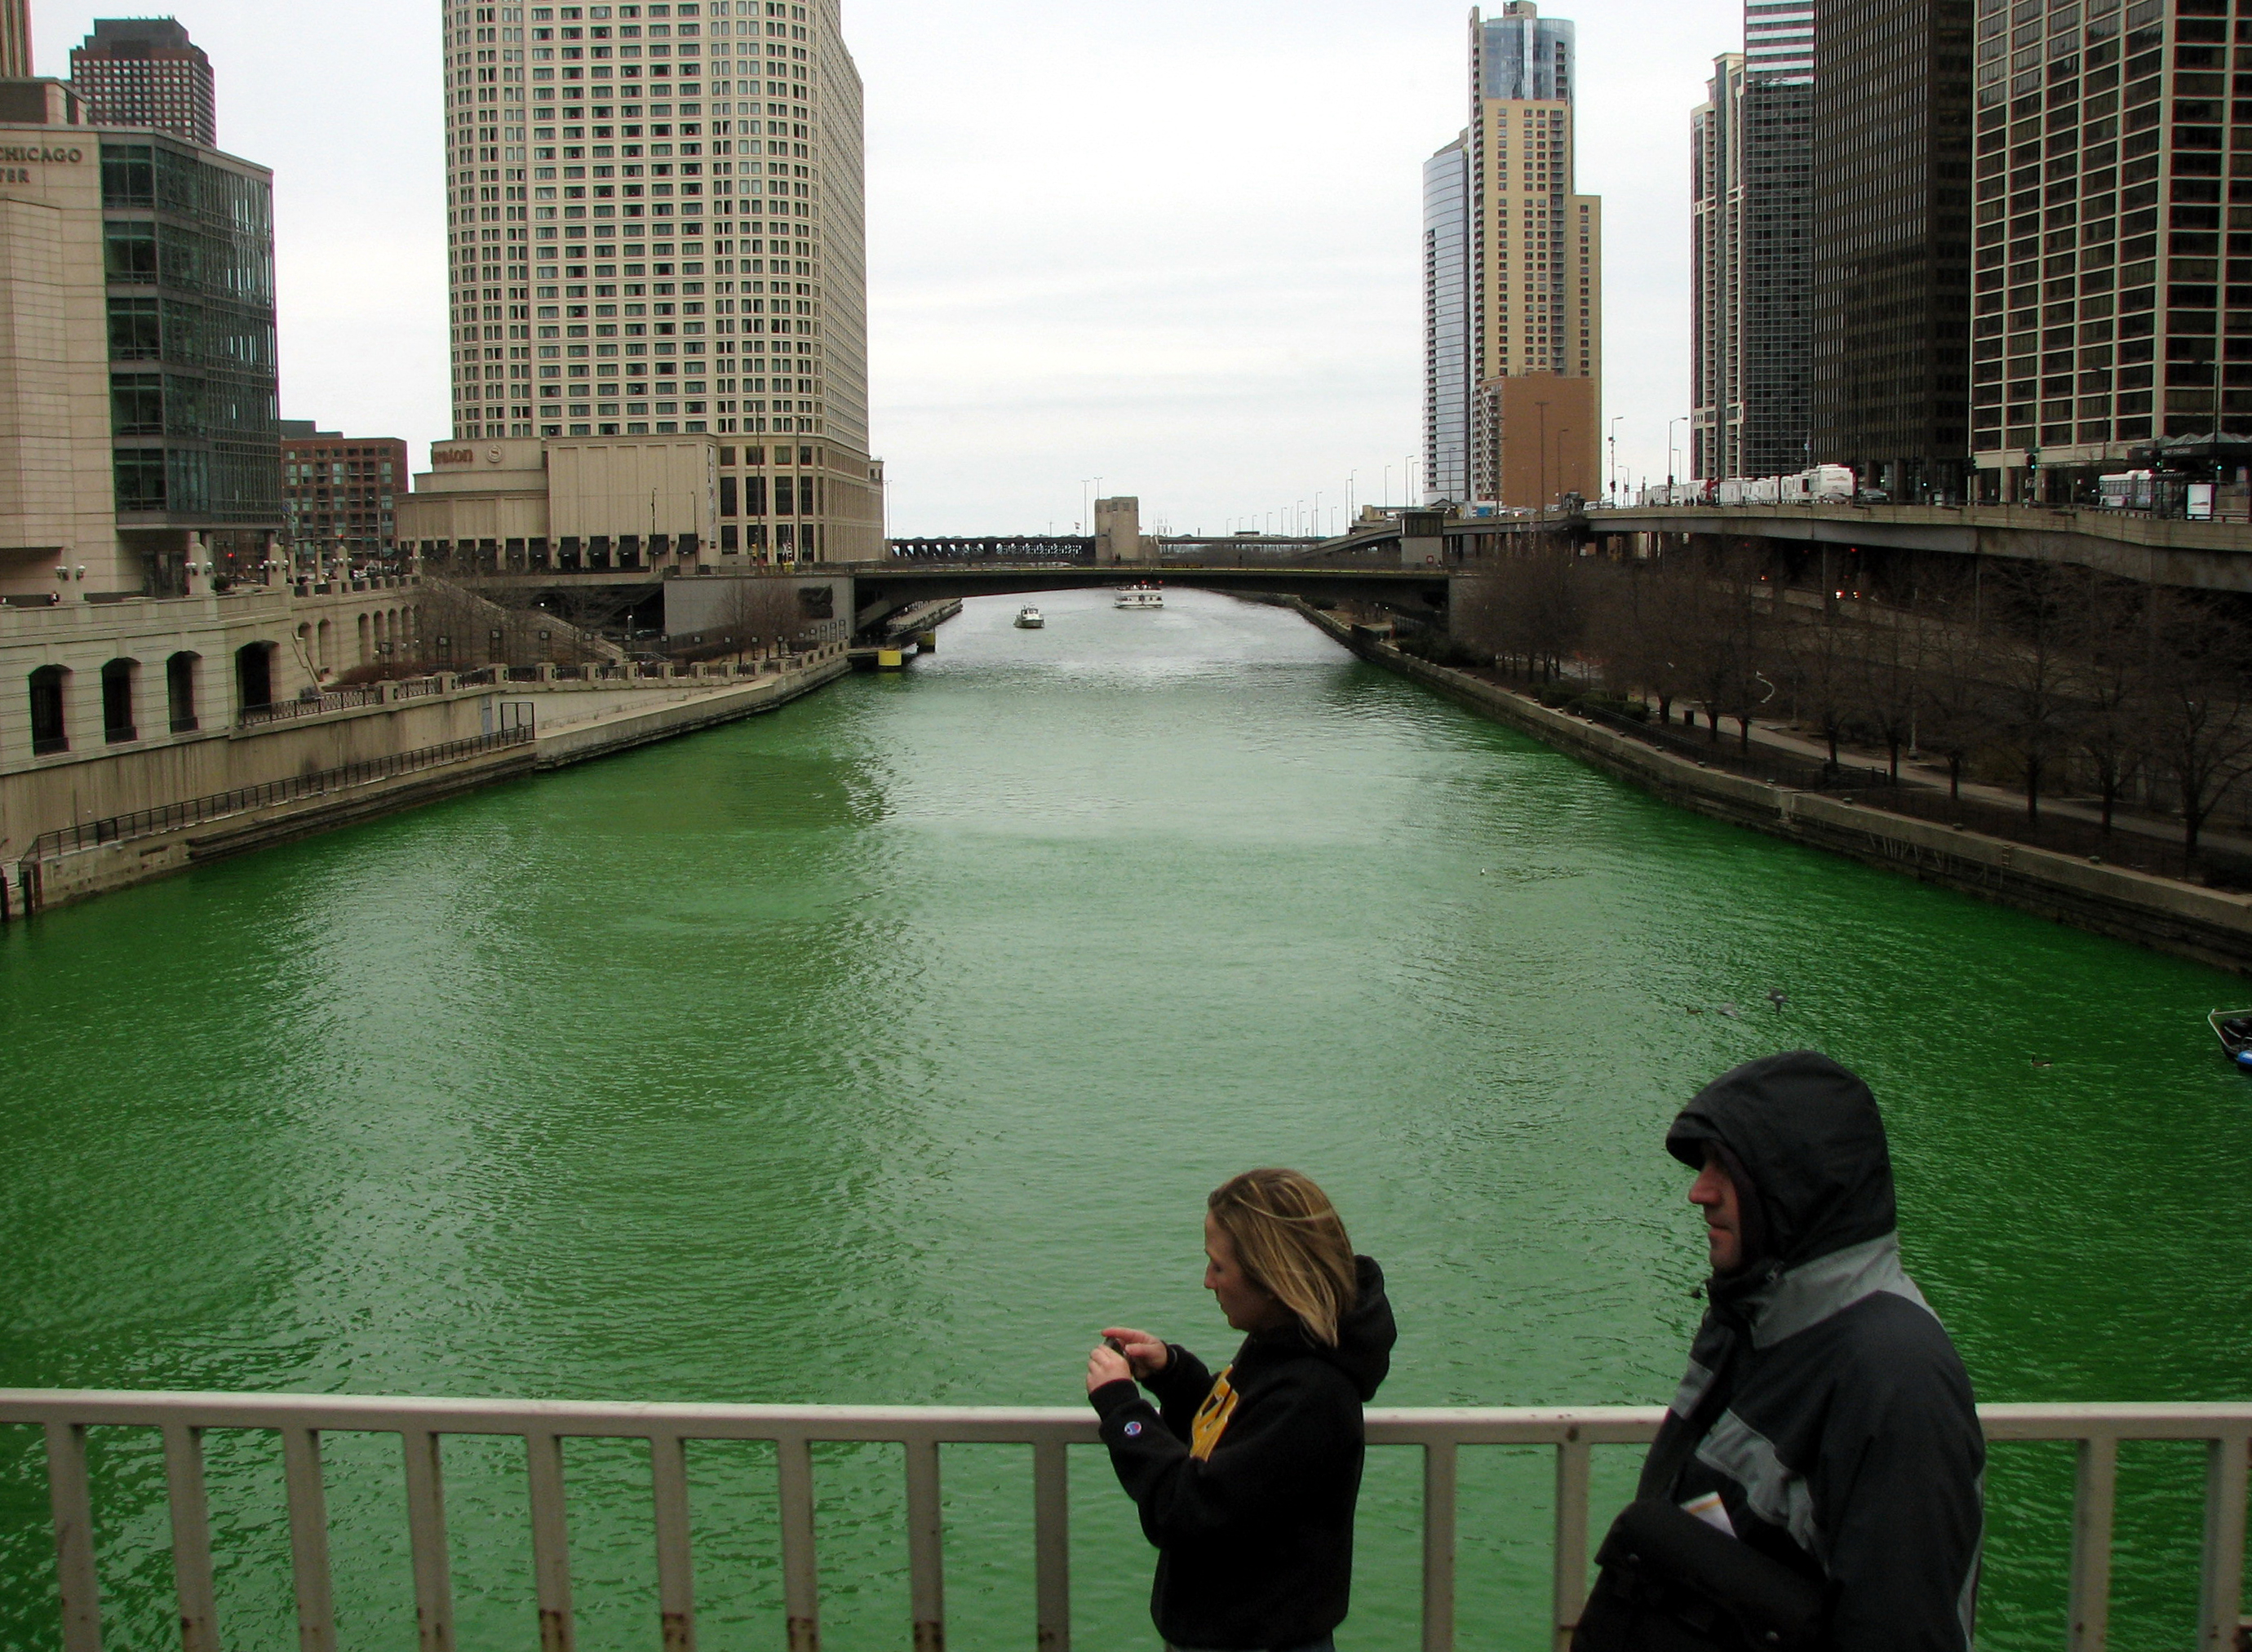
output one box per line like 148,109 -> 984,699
1645,1052 -> 1984,1652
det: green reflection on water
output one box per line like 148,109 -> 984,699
3,588 -> 2249,1650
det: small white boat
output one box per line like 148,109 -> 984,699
1015,605 -> 1044,629
1115,582 -> 1164,611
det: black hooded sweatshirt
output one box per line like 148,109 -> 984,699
1089,1256 -> 1396,1651
1644,1052 -> 1984,1652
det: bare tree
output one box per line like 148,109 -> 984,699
1679,545 -> 1777,750
1591,552 -> 1692,720
1853,599 -> 1926,783
1780,593 -> 1857,773
712,574 -> 809,659
2147,589 -> 2252,864
1913,582 -> 1992,803
2070,572 -> 2154,838
1988,562 -> 2080,826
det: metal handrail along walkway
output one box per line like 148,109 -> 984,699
0,1390 -> 2245,1652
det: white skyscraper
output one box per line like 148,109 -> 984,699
428,0 -> 879,564
1424,132 -> 1471,503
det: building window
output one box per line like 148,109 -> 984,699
101,659 -> 140,743
29,666 -> 68,756
166,652 -> 200,733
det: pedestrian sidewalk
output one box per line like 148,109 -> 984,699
1706,714 -> 2252,861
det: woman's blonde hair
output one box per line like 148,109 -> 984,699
1208,1168 -> 1359,1347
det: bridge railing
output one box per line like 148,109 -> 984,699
0,1391 -> 2245,1652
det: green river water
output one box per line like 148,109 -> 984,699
2,587 -> 2250,1650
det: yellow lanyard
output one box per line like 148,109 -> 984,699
1190,1366 -> 1241,1461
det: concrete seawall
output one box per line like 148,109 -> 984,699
14,654 -> 851,915
1276,597 -> 2252,977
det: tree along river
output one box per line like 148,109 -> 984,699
2,587 -> 2249,1651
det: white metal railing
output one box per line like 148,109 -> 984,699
0,1391 -> 2245,1652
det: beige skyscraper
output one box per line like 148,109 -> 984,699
1464,2 -> 1603,507
432,0 -> 878,562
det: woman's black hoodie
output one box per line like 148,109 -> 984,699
1088,1256 -> 1397,1651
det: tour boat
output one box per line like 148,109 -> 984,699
1115,582 -> 1164,611
2210,1009 -> 2252,1069
1015,605 -> 1044,629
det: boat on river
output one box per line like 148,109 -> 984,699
1015,605 -> 1044,629
2210,1008 -> 2252,1067
1115,582 -> 1164,611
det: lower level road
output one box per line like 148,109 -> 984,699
2,587 -> 2246,1650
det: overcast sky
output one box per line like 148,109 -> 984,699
33,0 -> 1740,537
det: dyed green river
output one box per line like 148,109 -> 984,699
3,588 -> 2249,1650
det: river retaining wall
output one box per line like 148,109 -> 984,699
12,652 -> 850,915
1273,597 -> 2252,977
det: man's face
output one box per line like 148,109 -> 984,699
1689,1145 -> 1744,1273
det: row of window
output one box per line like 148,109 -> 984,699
20,653 -> 211,758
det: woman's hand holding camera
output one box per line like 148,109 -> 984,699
1084,1326 -> 1171,1393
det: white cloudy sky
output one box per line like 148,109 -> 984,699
33,0 -> 1738,536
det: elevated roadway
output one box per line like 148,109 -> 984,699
1436,503 -> 2252,592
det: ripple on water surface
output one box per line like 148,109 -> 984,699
2,587 -> 2248,1650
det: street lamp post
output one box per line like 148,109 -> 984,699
1536,401 -> 1550,527
1609,415 -> 1624,504
1668,416 -> 1687,492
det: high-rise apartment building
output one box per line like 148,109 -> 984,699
1425,132 -> 1473,503
282,425 -> 409,564
1810,0 -> 1975,498
432,0 -> 878,562
1967,0 -> 2247,499
1459,2 -> 1603,508
1692,55 -> 1749,481
71,19 -> 216,148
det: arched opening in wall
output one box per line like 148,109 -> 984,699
29,666 -> 68,755
101,658 -> 140,744
316,618 -> 333,675
234,642 -> 274,714
166,652 -> 201,733
357,613 -> 370,663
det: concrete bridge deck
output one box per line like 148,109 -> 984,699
1446,502 -> 2252,591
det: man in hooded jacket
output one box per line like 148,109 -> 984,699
1579,1052 -> 1984,1652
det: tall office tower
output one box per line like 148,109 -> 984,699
71,19 -> 217,148
1691,55 -> 1747,481
0,0 -> 30,77
0,24 -> 278,599
1741,4 -> 1814,478
1425,132 -> 1473,503
1968,0 -> 2243,499
433,0 -> 878,562
1810,0 -> 1974,498
1463,2 -> 1604,508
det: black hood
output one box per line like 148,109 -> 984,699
1665,1051 -> 1897,1274
1248,1254 -> 1396,1401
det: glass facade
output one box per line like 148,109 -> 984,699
1811,0 -> 1976,498
1481,8 -> 1575,101
101,137 -> 280,527
1425,134 -> 1472,503
1741,76 -> 1815,475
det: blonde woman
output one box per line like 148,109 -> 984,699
1085,1168 -> 1396,1652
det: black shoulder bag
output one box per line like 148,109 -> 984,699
1570,1364 -> 1824,1652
